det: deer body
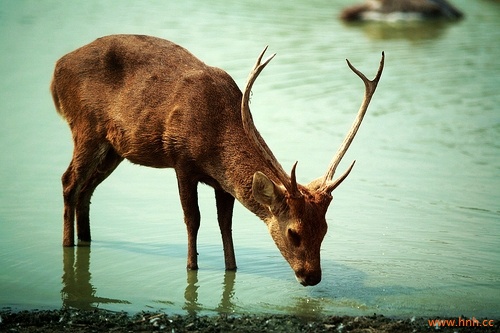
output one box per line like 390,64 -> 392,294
52,35 -> 384,286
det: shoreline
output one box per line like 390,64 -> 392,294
1,308 -> 497,332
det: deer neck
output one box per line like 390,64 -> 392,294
210,138 -> 278,222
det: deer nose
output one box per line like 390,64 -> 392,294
295,271 -> 321,286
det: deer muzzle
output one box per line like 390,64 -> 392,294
295,268 -> 322,286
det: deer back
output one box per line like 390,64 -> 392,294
51,35 -> 246,172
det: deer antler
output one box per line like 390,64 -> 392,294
320,52 -> 385,193
241,47 -> 302,198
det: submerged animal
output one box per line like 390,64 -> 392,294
340,0 -> 464,21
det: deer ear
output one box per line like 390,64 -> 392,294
252,171 -> 284,206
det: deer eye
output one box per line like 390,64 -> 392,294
287,228 -> 301,247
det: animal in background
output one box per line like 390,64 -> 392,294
340,0 -> 463,21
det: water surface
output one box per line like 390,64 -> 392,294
0,0 -> 499,318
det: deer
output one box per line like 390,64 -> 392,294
51,34 -> 384,286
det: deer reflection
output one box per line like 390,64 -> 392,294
183,270 -> 237,315
216,271 -> 236,314
61,247 -> 129,309
183,270 -> 202,315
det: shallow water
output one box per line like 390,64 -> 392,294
0,0 -> 499,318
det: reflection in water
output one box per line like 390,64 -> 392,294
345,20 -> 457,41
183,270 -> 202,315
61,247 -> 130,309
288,297 -> 325,319
216,271 -> 237,314
183,270 -> 237,315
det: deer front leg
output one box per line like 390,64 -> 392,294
215,189 -> 236,270
176,171 -> 201,270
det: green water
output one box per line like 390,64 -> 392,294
0,0 -> 499,318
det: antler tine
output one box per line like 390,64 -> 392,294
321,52 -> 385,191
290,161 -> 299,196
243,46 -> 275,100
241,47 -> 302,198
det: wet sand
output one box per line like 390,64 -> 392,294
1,308 -> 497,332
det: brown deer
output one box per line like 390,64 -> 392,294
51,35 -> 384,286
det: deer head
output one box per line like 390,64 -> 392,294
241,48 -> 385,286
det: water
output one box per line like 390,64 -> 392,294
1,0 -> 499,318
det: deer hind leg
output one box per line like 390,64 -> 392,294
176,170 -> 201,270
215,189 -> 236,270
75,146 -> 123,245
62,139 -> 121,247
62,159 -> 78,247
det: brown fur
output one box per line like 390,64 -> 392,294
51,35 -> 381,286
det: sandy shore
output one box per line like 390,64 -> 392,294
1,308 -> 497,332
